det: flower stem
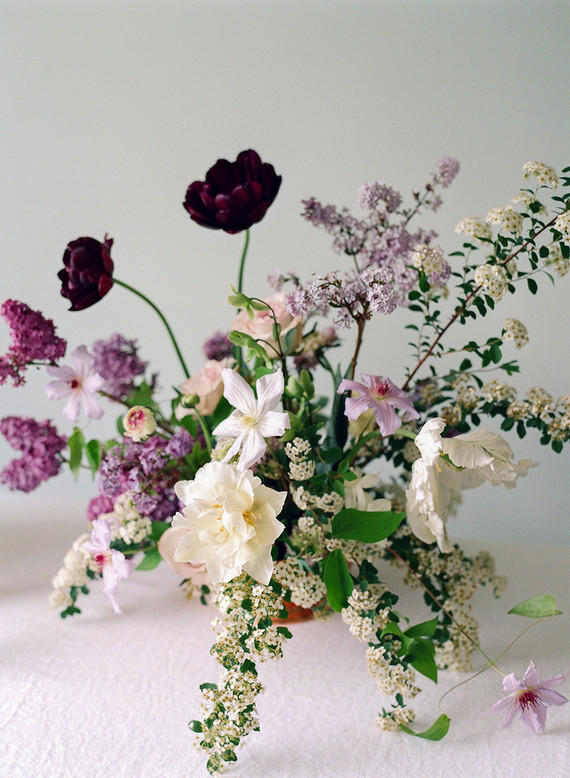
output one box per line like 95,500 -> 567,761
350,319 -> 365,381
237,229 -> 251,294
114,279 -> 190,379
193,407 -> 212,457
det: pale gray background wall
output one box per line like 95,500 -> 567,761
1,0 -> 569,544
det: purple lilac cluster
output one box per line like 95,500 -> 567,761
0,416 -> 67,492
0,300 -> 67,386
91,333 -> 148,398
203,331 -> 233,361
287,159 -> 459,325
97,428 -> 196,521
286,267 -> 398,328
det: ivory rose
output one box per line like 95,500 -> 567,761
176,358 -> 233,418
232,292 -> 302,355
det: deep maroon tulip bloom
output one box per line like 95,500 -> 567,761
58,236 -> 114,311
183,150 -> 282,234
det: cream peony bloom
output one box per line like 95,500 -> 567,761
171,461 -> 286,585
406,418 -> 538,552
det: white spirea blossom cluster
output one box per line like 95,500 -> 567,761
402,545 -> 506,671
195,575 -> 291,773
288,514 -> 326,559
377,705 -> 415,731
546,243 -> 570,276
366,645 -> 420,698
100,492 -> 152,544
502,318 -> 529,349
49,533 -> 92,610
522,160 -> 559,188
292,484 -> 344,515
411,244 -> 445,275
485,206 -> 524,235
473,264 -> 508,301
554,211 -> 570,247
341,587 -> 390,642
455,217 -> 493,242
272,558 -> 327,609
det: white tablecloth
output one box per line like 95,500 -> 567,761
1,493 -> 569,778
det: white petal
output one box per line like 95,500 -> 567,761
255,369 -> 284,415
221,369 -> 256,414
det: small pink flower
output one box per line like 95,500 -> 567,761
45,345 -> 106,421
84,518 -> 134,614
338,374 -> 419,436
489,660 -> 568,733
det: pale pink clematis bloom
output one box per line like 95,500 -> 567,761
489,660 -> 568,733
338,374 -> 419,436
212,368 -> 290,471
45,345 -> 105,421
84,518 -> 134,614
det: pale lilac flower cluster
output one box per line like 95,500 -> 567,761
301,198 -> 369,255
286,268 -> 398,328
0,300 -> 67,386
203,331 -> 233,361
92,333 -> 148,398
357,182 -> 402,213
98,429 -> 195,520
435,157 -> 460,188
0,416 -> 66,492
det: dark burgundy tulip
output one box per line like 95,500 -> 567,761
183,149 -> 282,234
58,236 -> 114,311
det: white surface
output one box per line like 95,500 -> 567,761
1,494 -> 569,778
0,1 -> 569,544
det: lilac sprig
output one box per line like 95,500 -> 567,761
92,333 -> 150,399
0,300 -> 67,386
0,416 -> 67,492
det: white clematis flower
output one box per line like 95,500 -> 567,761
213,368 -> 290,471
406,418 -> 538,552
171,461 -> 286,586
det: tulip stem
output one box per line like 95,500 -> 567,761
237,230 -> 250,294
114,279 -> 191,379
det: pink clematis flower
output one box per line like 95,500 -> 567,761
45,345 -> 106,421
212,368 -> 290,471
84,518 -> 134,614
489,660 -> 568,733
338,374 -> 419,436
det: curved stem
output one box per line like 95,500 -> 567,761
193,407 -> 212,456
114,279 -> 190,379
237,229 -> 251,294
350,319 -> 365,381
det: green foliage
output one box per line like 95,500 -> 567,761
67,427 -> 85,478
331,509 -> 405,543
400,714 -> 451,740
321,549 -> 353,611
508,594 -> 561,618
136,546 -> 162,571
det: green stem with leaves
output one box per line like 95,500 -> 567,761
114,279 -> 190,379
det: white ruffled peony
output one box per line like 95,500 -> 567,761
406,418 -> 538,552
170,461 -> 286,585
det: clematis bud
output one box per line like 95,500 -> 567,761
58,236 -> 114,311
183,149 -> 281,234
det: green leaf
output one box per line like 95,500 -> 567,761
400,714 -> 450,740
408,639 -> 438,682
321,549 -> 353,612
331,509 -> 405,543
150,521 -> 170,541
67,427 -> 85,478
188,720 -> 203,733
85,439 -> 102,473
405,617 -> 438,639
136,546 -> 162,571
527,277 -> 538,295
508,594 -> 561,618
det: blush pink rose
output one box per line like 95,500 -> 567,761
176,358 -> 233,418
158,527 -> 210,584
232,292 -> 302,355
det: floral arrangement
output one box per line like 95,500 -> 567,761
2,150 -> 569,773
